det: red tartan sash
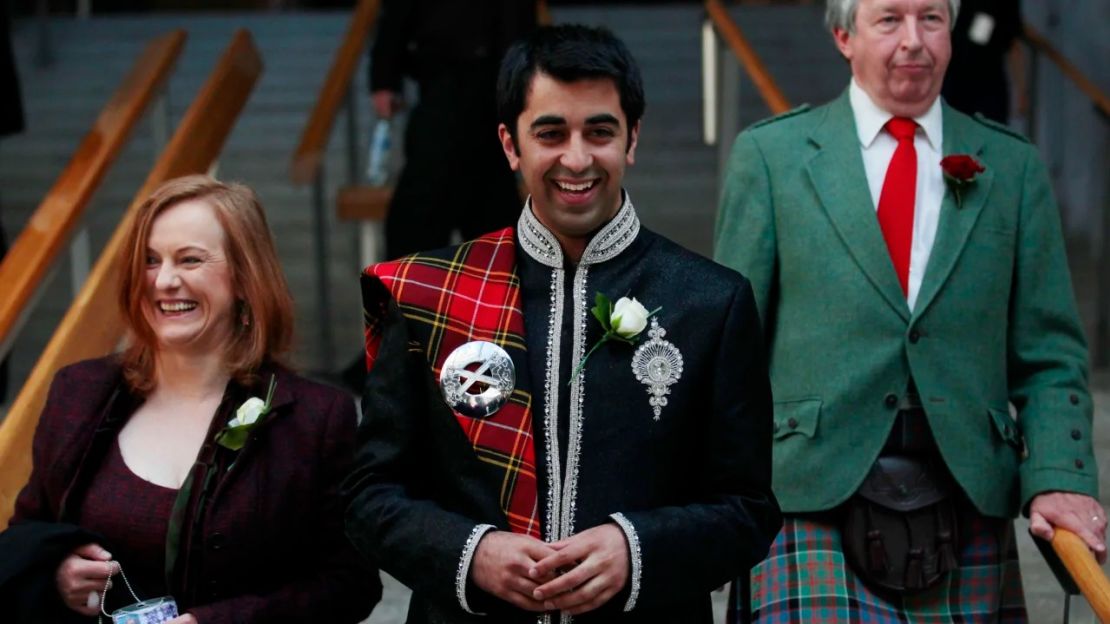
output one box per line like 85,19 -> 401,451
362,228 -> 540,538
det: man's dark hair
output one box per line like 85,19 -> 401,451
497,24 -> 645,151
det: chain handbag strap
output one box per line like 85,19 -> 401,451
97,561 -> 142,624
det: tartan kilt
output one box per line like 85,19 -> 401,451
729,505 -> 1027,623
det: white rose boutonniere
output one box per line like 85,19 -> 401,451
570,292 -> 660,384
216,374 -> 277,451
611,296 -> 650,338
230,397 -> 267,427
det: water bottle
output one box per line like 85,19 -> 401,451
366,119 -> 393,186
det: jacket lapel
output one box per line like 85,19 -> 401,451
213,368 -> 295,484
912,106 -> 993,319
806,92 -> 910,322
166,367 -> 295,588
58,373 -> 133,522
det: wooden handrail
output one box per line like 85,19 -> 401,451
705,0 -> 792,115
1022,23 -> 1110,120
289,0 -> 380,185
0,29 -> 263,530
0,31 -> 186,360
1052,529 -> 1110,621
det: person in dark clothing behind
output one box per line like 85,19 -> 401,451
370,0 -> 536,258
0,2 -> 26,404
344,0 -> 537,393
941,0 -> 1024,124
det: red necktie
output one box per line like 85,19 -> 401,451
877,117 -> 917,296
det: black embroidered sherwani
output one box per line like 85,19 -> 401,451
344,196 -> 781,623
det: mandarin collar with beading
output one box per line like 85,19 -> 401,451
517,193 -> 641,269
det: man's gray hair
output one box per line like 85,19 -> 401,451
825,0 -> 961,33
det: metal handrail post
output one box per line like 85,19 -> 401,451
68,229 -> 90,298
1096,112 -> 1110,369
0,270 -> 50,363
151,88 -> 170,160
345,83 -> 360,185
1027,44 -> 1039,145
34,0 -> 54,67
345,83 -> 369,271
312,167 -> 335,371
702,19 -> 718,147
717,39 -> 740,197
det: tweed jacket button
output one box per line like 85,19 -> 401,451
884,394 -> 898,408
1070,394 -> 1080,405
908,330 -> 920,344
1072,429 -> 1082,440
787,417 -> 798,429
209,532 -> 226,551
1075,459 -> 1085,469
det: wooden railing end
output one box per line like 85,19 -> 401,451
704,0 -> 793,115
1051,528 -> 1110,620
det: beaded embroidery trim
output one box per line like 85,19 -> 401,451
610,512 -> 643,611
456,524 -> 497,614
517,193 -> 642,624
519,200 -> 562,269
560,266 -> 590,541
517,195 -> 639,269
579,199 -> 639,265
542,268 -> 565,545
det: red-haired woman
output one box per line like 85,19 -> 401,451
7,175 -> 379,623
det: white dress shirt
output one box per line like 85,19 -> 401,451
848,79 -> 945,312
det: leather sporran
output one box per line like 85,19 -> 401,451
842,455 -> 959,594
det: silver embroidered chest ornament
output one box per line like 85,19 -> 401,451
439,341 -> 515,418
631,318 -> 684,420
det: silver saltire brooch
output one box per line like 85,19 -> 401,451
631,318 -> 683,420
440,341 -> 515,418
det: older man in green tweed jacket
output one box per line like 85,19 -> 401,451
714,0 -> 1104,621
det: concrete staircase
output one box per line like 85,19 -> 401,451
2,11 -> 368,384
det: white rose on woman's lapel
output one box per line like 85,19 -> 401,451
230,397 -> 267,427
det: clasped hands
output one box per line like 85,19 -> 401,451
470,523 -> 630,615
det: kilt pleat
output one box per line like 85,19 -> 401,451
732,509 -> 1027,623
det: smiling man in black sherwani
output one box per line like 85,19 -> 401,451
344,25 -> 781,623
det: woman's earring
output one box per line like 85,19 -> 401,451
239,300 -> 252,327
